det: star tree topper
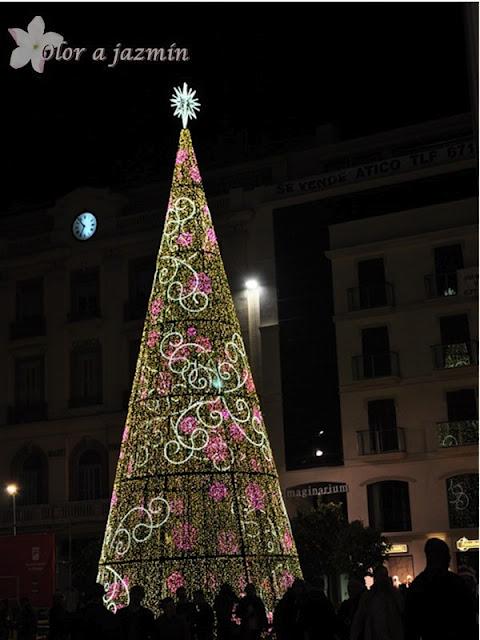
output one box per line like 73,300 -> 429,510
170,82 -> 201,128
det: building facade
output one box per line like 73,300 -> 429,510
0,114 -> 477,593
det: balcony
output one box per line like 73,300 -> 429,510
124,298 -> 147,321
347,282 -> 395,311
9,316 -> 46,340
431,341 -> 478,369
425,271 -> 459,298
67,305 -> 101,322
0,499 -> 109,529
352,352 -> 400,380
69,394 -> 103,409
437,420 -> 479,448
357,428 -> 406,455
7,403 -> 47,424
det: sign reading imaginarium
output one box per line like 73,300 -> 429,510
286,482 -> 349,499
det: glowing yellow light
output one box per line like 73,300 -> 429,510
245,279 -> 259,290
6,484 -> 18,496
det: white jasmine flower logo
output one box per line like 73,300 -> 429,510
9,16 -> 63,73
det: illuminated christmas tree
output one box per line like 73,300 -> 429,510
97,84 -> 301,615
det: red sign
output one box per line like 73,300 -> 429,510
0,533 -> 55,607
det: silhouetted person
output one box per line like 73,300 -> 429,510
76,584 -> 120,640
17,597 -> 37,640
48,592 -> 70,640
236,584 -> 267,640
192,590 -> 214,640
214,583 -> 238,640
405,538 -> 477,640
0,600 -> 8,640
117,585 -> 155,640
176,587 -> 196,635
273,583 -> 300,640
298,580 -> 337,640
337,578 -> 366,640
351,565 -> 404,640
155,597 -> 190,640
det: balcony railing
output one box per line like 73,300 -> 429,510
0,499 -> 109,528
124,298 -> 147,321
431,341 -> 478,369
9,316 -> 46,340
352,352 -> 400,380
69,394 -> 103,408
7,403 -> 47,424
425,271 -> 459,298
357,428 -> 406,455
347,282 -> 395,311
437,420 -> 479,448
67,305 -> 101,322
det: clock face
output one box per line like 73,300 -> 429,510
72,212 -> 97,241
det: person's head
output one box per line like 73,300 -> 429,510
219,583 -> 235,598
372,565 -> 392,592
176,586 -> 187,601
193,589 -> 205,605
347,578 -> 365,598
292,578 -> 306,597
424,538 -> 450,570
129,585 -> 145,607
245,583 -> 256,597
161,597 -> 176,617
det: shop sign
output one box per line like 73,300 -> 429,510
456,537 -> 480,552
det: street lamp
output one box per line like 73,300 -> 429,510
245,278 -> 259,290
6,484 -> 18,536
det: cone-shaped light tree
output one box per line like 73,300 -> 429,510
98,84 -> 302,615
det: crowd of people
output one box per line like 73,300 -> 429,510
0,538 -> 477,640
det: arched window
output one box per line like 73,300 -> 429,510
12,446 -> 48,505
446,474 -> 479,529
70,440 -> 108,501
367,480 -> 411,532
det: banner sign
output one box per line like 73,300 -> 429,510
286,482 -> 349,499
0,533 -> 55,607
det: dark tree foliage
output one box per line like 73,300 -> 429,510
291,503 -> 389,584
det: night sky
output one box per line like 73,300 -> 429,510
1,3 -> 471,212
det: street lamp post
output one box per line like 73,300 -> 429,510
6,484 -> 18,536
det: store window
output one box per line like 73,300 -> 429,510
446,474 -> 479,529
368,480 -> 412,532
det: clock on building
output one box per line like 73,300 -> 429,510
72,212 -> 97,241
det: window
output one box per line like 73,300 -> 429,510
359,327 -> 395,378
435,315 -> 474,368
367,399 -> 400,452
368,481 -> 412,532
358,258 -> 387,307
126,257 -> 155,320
70,268 -> 100,320
12,447 -> 48,505
12,279 -> 45,339
78,450 -> 105,500
70,341 -> 102,407
446,474 -> 478,529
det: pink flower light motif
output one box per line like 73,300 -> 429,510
220,407 -> 230,419
188,272 -> 212,294
169,498 -> 184,516
238,575 -> 247,594
209,482 -> 228,501
175,149 -> 188,165
205,434 -> 229,464
166,571 -> 185,593
140,388 -> 148,401
179,416 -> 197,435
250,458 -> 261,472
150,297 -> 164,318
245,483 -> 265,511
280,571 -> 295,591
205,227 -> 217,246
187,326 -> 197,337
156,372 -> 172,396
107,575 -> 129,602
127,460 -> 133,476
244,370 -> 255,394
253,407 -> 263,422
208,398 -> 223,414
110,491 -> 118,507
190,165 -> 202,183
121,425 -> 130,444
229,423 -> 245,442
176,232 -> 193,247
147,330 -> 160,348
196,336 -> 212,352
203,205 -> 210,217
267,611 -> 273,625
218,531 -> 239,555
172,523 -> 197,551
282,531 -> 293,552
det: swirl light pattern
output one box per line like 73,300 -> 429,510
97,128 -> 302,615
